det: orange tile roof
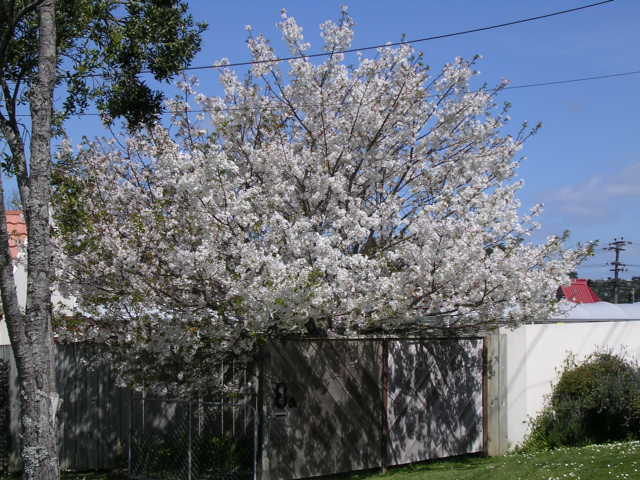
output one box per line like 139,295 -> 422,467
559,278 -> 601,304
5,210 -> 26,259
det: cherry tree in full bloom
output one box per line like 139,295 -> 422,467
53,9 -> 589,390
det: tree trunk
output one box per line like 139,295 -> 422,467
11,1 -> 59,479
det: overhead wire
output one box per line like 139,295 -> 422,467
504,69 -> 640,89
2,0 -> 614,82
10,68 -> 640,118
161,0 -> 615,75
2,0 -> 624,118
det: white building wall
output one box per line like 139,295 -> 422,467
1,260 -> 75,346
0,316 -> 8,345
488,306 -> 640,453
0,263 -> 26,345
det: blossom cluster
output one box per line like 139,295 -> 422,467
53,10 -> 589,391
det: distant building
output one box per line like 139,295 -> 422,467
557,278 -> 601,303
0,211 -> 27,345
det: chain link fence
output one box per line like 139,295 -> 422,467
129,393 -> 257,480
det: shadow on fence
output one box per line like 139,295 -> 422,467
259,338 -> 484,480
1,338 -> 484,480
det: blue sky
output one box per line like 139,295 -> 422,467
58,0 -> 640,279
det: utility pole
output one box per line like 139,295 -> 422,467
605,237 -> 632,303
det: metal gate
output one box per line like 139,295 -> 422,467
129,394 -> 257,480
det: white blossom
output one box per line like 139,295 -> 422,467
53,10 -> 591,392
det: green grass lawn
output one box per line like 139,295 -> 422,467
4,441 -> 640,480
335,441 -> 640,480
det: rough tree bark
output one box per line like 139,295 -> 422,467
0,1 -> 60,479
1,2 -> 205,476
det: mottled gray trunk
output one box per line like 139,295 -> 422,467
0,1 -> 60,480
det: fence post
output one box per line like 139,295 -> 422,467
253,377 -> 258,480
198,396 -> 202,436
232,360 -> 236,437
127,392 -> 132,476
380,340 -> 390,473
482,337 -> 489,456
188,400 -> 192,480
220,361 -> 224,434
141,389 -> 146,477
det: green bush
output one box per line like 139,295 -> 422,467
519,351 -> 640,452
143,432 -> 252,476
196,433 -> 252,475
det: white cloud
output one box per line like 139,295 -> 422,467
542,161 -> 640,220
530,162 -> 640,280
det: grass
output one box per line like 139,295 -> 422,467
3,442 -> 640,480
332,441 -> 640,480
1,469 -> 127,480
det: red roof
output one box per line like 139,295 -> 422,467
6,210 -> 26,259
559,278 -> 601,304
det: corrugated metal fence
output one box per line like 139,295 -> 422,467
1,344 -> 131,471
1,337 -> 485,479
260,338 -> 484,479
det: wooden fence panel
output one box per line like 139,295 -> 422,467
387,339 -> 484,466
57,345 -> 132,470
260,338 -> 484,479
0,345 -> 20,472
261,340 -> 383,480
2,337 -> 485,478
1,344 -> 131,472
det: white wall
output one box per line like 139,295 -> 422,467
0,317 -> 8,344
1,260 -> 75,345
0,263 -> 26,345
488,313 -> 640,453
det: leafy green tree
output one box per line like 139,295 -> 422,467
0,2 -> 205,479
589,278 -> 640,304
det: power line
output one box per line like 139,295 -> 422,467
9,67 -> 640,118
2,0 -> 614,84
505,69 -> 640,89
173,0 -> 613,74
2,1 -> 623,118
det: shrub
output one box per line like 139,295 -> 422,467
519,351 -> 640,452
142,431 -> 252,476
196,433 -> 253,475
